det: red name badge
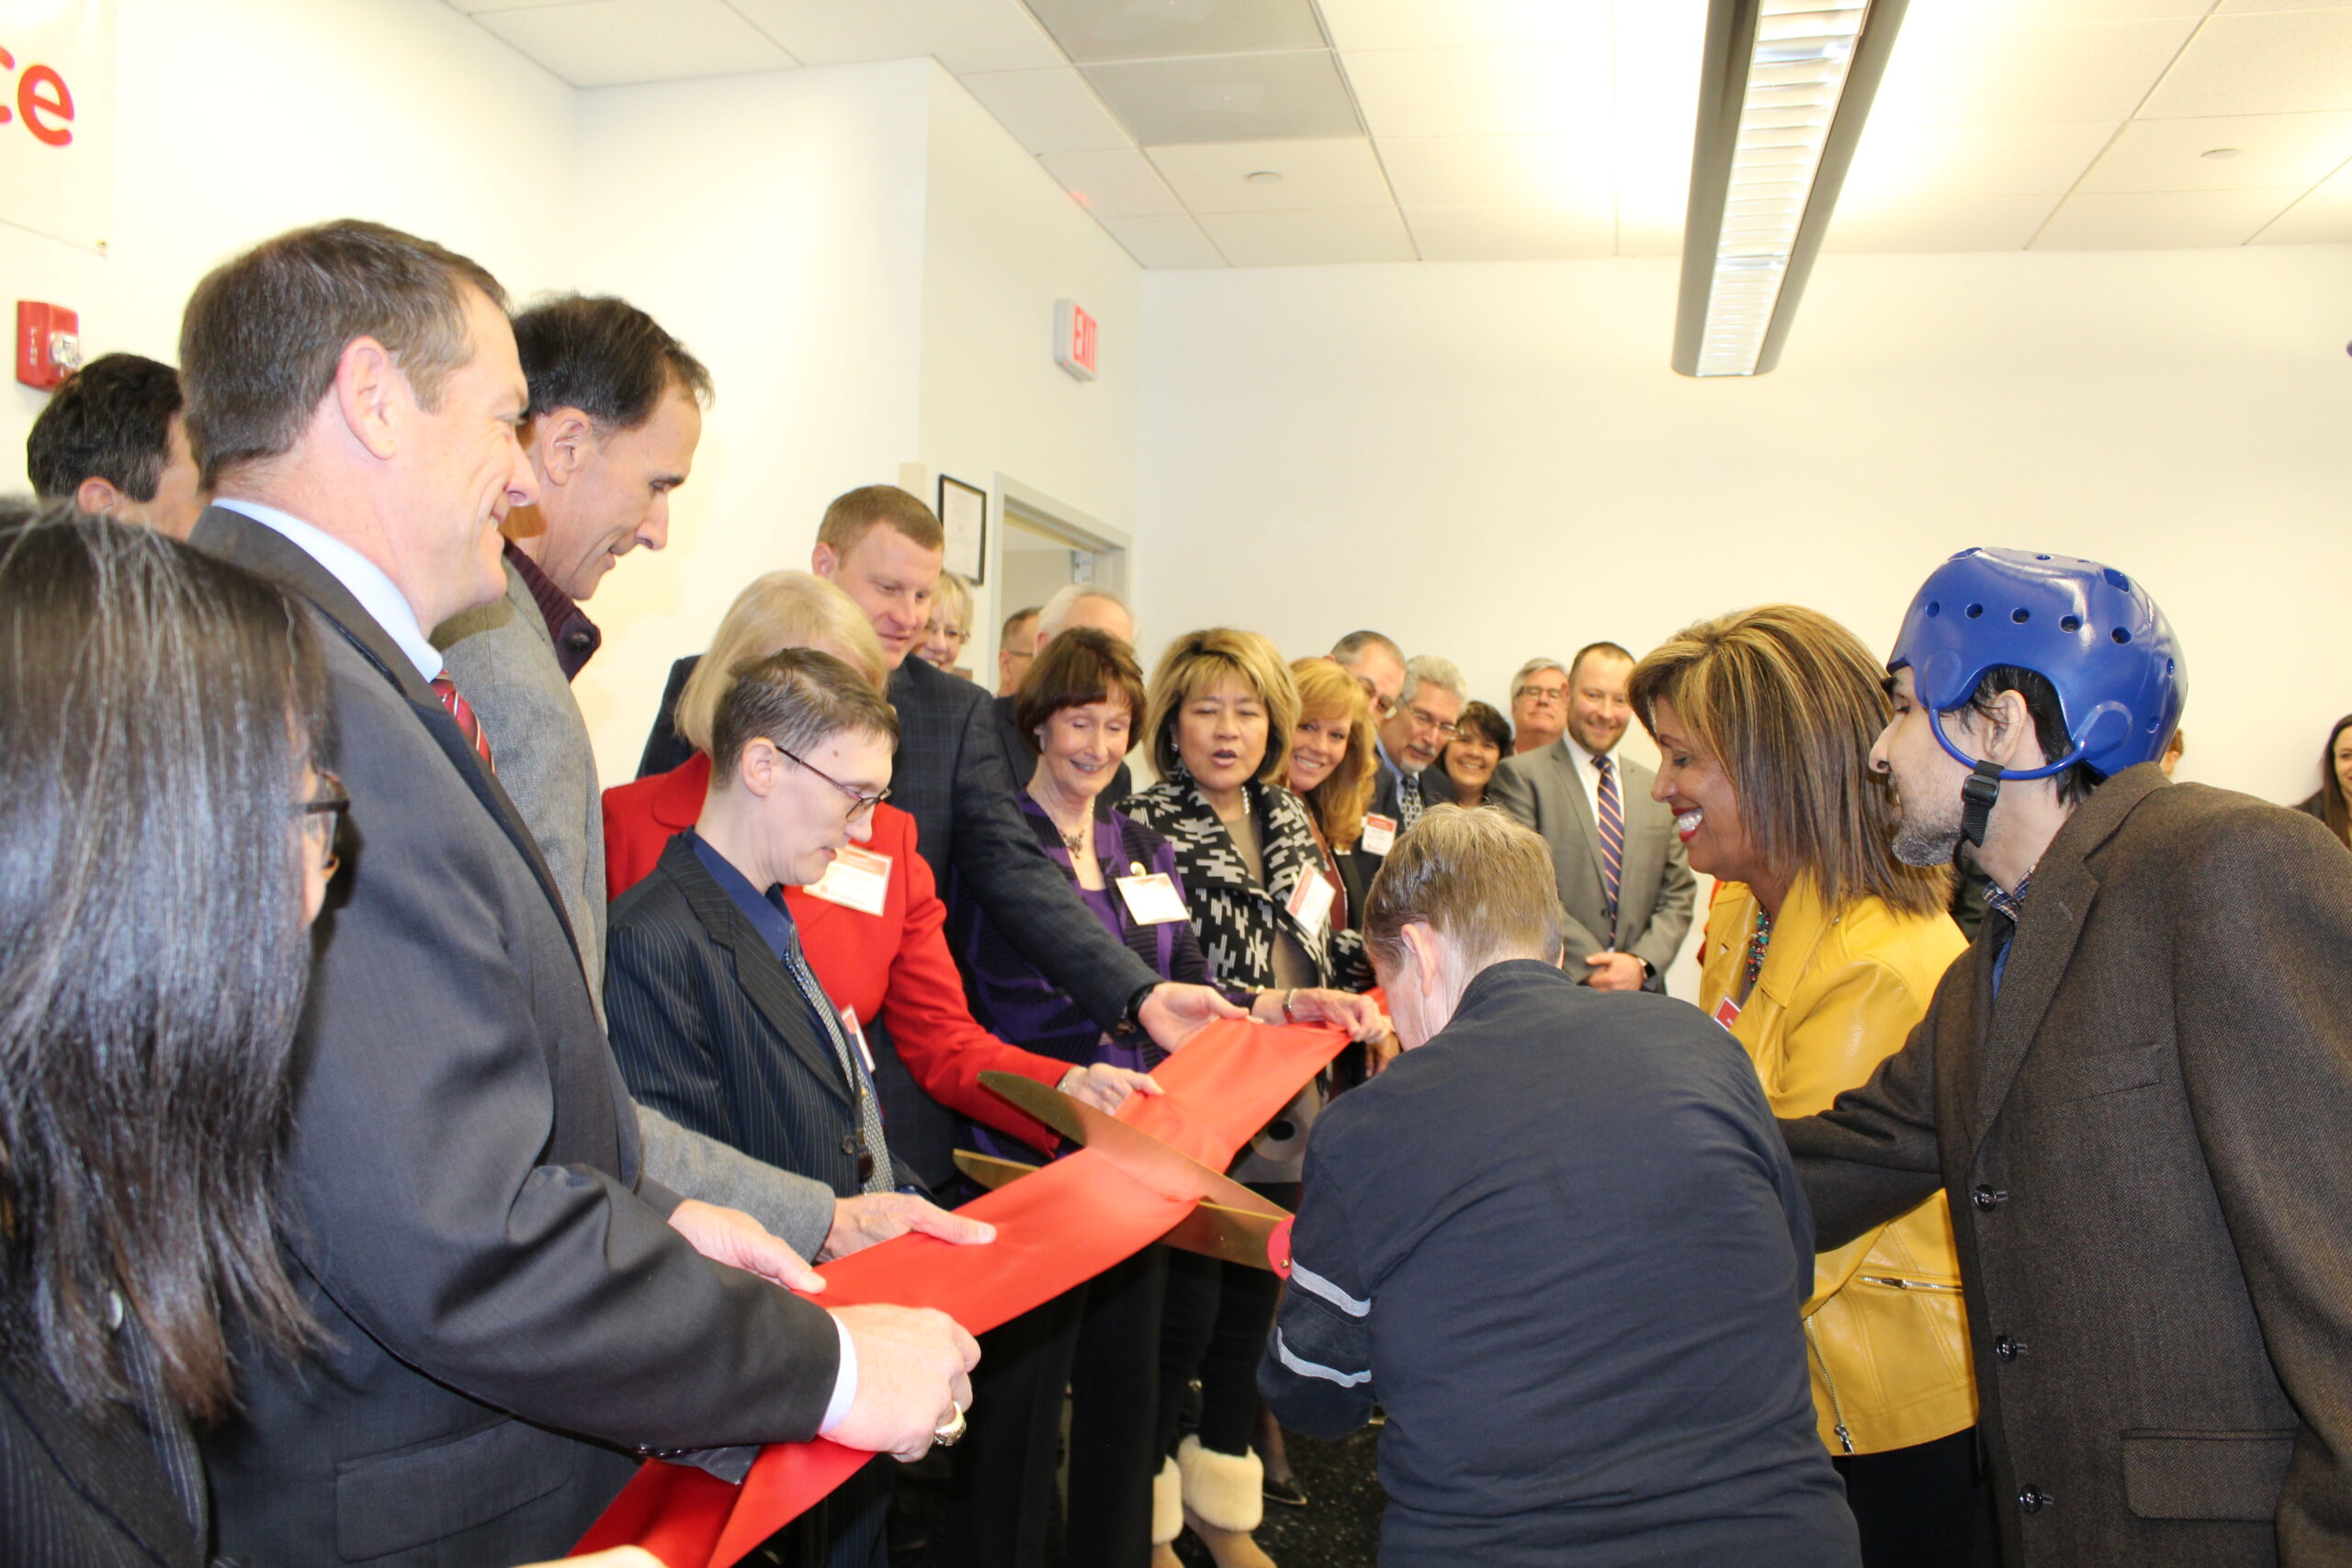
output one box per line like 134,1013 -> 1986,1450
1713,996 -> 1741,1032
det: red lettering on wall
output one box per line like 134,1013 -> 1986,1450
19,63 -> 72,147
0,47 -> 13,127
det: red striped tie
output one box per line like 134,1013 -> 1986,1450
431,673 -> 496,773
1593,752 -> 1623,947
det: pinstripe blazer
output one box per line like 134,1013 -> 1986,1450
0,1311 -> 208,1568
605,833 -> 876,1197
189,508 -> 842,1568
638,654 -> 1162,1031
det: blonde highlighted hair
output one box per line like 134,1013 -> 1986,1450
675,571 -> 888,754
1144,628 -> 1299,785
1289,656 -> 1375,851
1629,604 -> 1948,918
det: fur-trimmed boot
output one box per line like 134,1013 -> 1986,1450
1150,1454 -> 1184,1568
1178,1435 -> 1277,1568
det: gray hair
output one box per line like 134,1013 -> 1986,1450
1511,657 -> 1568,691
1330,629 -> 1403,667
1400,654 -> 1466,707
1038,583 -> 1131,641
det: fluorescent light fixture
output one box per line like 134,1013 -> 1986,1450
1673,0 -> 1909,378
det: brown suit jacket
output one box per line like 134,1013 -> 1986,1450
1782,763 -> 2352,1568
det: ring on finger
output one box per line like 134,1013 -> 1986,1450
933,1404 -> 967,1447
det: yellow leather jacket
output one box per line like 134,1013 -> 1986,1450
1700,876 -> 1977,1456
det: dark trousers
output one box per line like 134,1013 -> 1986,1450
1833,1427 -> 1998,1568
1158,1181 -> 1298,1460
759,1456 -> 888,1568
945,1247 -> 1166,1568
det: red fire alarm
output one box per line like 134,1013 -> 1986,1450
1054,298 -> 1097,382
17,302 -> 80,390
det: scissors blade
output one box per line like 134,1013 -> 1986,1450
979,1070 -> 1288,1220
952,1150 -> 1040,1191
1159,1198 -> 1294,1272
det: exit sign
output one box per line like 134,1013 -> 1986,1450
1054,299 -> 1097,381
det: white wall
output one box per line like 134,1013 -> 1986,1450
913,63 -> 1145,686
2,0 -> 573,479
566,61 -> 936,784
1139,245 -> 2352,813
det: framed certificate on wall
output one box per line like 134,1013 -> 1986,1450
938,475 -> 988,583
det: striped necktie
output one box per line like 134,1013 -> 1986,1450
430,674 -> 495,773
1592,752 -> 1623,947
777,918 -> 894,1194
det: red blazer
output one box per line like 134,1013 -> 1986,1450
603,754 -> 1064,1150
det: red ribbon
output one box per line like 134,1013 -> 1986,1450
573,1018 -> 1347,1567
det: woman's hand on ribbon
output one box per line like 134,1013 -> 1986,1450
1285,987 -> 1392,1043
1057,1062 -> 1164,1114
1137,981 -> 1249,1053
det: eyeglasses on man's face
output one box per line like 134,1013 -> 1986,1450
1351,673 -> 1399,721
1514,684 -> 1567,706
298,769 -> 349,880
1408,705 -> 1462,740
770,740 -> 889,818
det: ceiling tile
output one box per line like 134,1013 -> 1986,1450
1840,121 -> 2120,201
1870,16 -> 2200,126
1081,51 -> 1361,143
1404,205 -> 1615,261
2142,10 -> 2352,117
444,0 -> 551,13
1315,0 -> 1611,51
2214,0 -> 2352,12
1822,193 -> 2065,252
1096,214 -> 1230,268
1039,148 -> 1186,217
1376,135 -> 1613,209
1194,208 -> 1418,265
1024,0 -> 1326,63
1615,214 -> 1683,257
474,0 -> 796,86
1905,0 -> 2211,19
2030,186 -> 2304,247
1343,45 -> 1616,138
731,0 -> 1058,73
960,66 -> 1134,152
2079,111 -> 2352,190
1612,3 -> 1705,261
1148,139 -> 1392,212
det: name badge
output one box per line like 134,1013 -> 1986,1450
841,1007 -> 877,1077
1713,996 -> 1742,1032
1285,873 -> 1336,944
1116,872 -> 1190,926
805,846 -> 892,916
1361,814 -> 1397,857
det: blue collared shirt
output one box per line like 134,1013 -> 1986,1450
211,497 -> 444,682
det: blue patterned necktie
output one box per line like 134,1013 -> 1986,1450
778,919 -> 893,1194
1592,753 -> 1624,948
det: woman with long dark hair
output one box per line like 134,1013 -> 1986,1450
0,513 -> 332,1565
2299,714 -> 2352,850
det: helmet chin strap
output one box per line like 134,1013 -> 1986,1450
1960,759 -> 2006,849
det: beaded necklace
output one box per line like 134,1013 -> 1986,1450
1743,904 -> 1775,995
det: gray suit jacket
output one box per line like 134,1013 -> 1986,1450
1782,768 -> 2352,1567
1487,740 -> 1694,982
435,562 -> 832,1259
192,508 -> 841,1568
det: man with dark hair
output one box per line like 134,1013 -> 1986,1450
182,220 -> 976,1566
638,484 -> 1242,1190
24,352 -> 205,536
997,604 -> 1040,696
434,295 -> 981,1272
1262,805 -> 1860,1568
1783,547 -> 2352,1565
1490,639 -> 1692,993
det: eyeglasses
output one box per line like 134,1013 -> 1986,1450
1513,685 -> 1567,706
1408,705 -> 1462,740
770,741 -> 889,818
298,770 -> 349,880
1351,674 -> 1399,721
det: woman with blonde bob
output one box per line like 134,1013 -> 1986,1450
1285,656 -> 1378,939
1630,605 -> 1988,1568
1125,629 -> 1386,1568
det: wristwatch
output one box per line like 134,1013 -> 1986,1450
1116,980 -> 1159,1037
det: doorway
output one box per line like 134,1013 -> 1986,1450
986,476 -> 1132,677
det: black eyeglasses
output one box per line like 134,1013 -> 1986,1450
1513,685 -> 1567,705
770,741 -> 889,818
298,770 -> 349,879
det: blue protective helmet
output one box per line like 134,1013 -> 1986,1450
1889,547 -> 2187,782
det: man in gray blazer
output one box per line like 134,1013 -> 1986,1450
1782,547 -> 2352,1565
434,296 -> 978,1264
1488,641 -> 1693,991
183,220 -> 976,1567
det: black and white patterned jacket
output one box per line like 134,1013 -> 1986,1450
1125,774 -> 1371,994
